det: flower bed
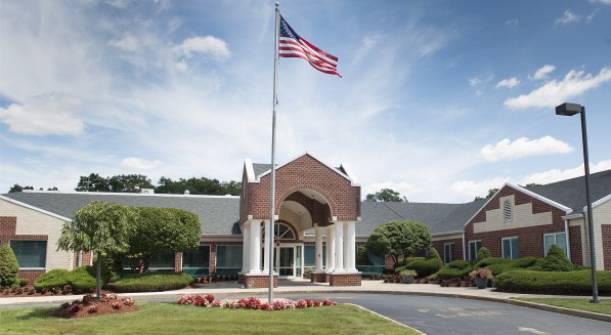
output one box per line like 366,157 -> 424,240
54,293 -> 137,318
176,294 -> 335,311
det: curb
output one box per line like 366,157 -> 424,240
343,302 -> 426,335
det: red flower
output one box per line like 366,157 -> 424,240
205,294 -> 215,304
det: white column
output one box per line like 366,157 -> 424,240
345,221 -> 357,273
333,221 -> 344,273
263,220 -> 271,273
241,222 -> 250,274
315,225 -> 323,272
249,220 -> 261,274
326,225 -> 335,273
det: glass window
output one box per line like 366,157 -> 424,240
502,237 -> 519,260
444,243 -> 454,263
149,252 -> 175,269
544,232 -> 567,256
468,241 -> 482,261
183,246 -> 210,268
10,241 -> 47,268
304,245 -> 326,267
216,245 -> 242,269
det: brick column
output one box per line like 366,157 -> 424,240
174,252 -> 183,272
209,243 -> 217,274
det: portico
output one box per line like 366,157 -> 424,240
239,153 -> 362,288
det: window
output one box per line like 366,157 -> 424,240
10,240 -> 47,268
544,232 -> 567,256
261,221 -> 296,240
216,245 -> 242,269
304,245 -> 326,267
149,252 -> 175,269
443,243 -> 455,263
502,237 -> 520,260
183,246 -> 210,269
468,240 -> 482,262
503,200 -> 512,224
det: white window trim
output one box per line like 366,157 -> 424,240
468,240 -> 481,261
19,267 -> 46,271
501,236 -> 519,259
543,232 -> 567,256
9,240 -> 48,269
443,242 -> 455,263
215,244 -> 243,269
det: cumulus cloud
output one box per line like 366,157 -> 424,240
109,33 -> 157,52
532,64 -> 555,80
481,136 -> 573,162
505,67 -> 611,109
496,77 -> 520,88
0,95 -> 85,136
450,177 -> 508,199
590,0 -> 611,5
521,160 -> 611,185
174,36 -> 231,60
556,10 -> 581,24
120,157 -> 163,170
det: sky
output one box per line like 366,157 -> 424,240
1,0 -> 611,203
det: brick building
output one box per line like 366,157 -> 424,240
1,153 -> 611,286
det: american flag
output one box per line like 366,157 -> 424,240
278,15 -> 341,77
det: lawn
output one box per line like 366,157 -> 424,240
0,303 -> 419,335
516,297 -> 611,315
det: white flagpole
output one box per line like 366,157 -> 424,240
268,0 -> 280,304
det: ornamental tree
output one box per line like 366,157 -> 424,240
58,201 -> 138,299
365,220 -> 431,269
123,207 -> 201,272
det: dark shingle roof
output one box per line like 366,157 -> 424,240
252,163 -> 271,177
526,169 -> 611,213
4,192 -> 240,236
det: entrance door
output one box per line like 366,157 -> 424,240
274,244 -> 304,278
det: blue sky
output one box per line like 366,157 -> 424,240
1,0 -> 611,202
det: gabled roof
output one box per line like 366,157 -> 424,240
3,191 -> 241,236
526,169 -> 611,213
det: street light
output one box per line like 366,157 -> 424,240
555,102 -> 598,303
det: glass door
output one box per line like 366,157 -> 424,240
278,246 -> 294,277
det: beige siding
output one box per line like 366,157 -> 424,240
0,198 -> 74,271
473,195 -> 553,233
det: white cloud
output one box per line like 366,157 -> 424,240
505,18 -> 519,26
450,177 -> 508,199
521,160 -> 611,185
481,136 -> 573,162
532,64 -> 555,80
364,181 -> 417,200
0,95 -> 85,136
468,77 -> 481,87
109,33 -> 157,52
590,0 -> 611,5
496,77 -> 520,88
120,157 -> 163,170
174,36 -> 231,60
505,67 -> 611,109
556,10 -> 581,24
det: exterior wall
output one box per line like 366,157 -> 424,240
602,225 -> 611,270
568,224 -> 583,265
0,199 -> 74,279
594,199 -> 611,270
465,186 -> 568,259
432,235 -> 463,262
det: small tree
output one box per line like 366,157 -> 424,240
541,245 -> 572,272
123,207 -> 201,272
0,244 -> 19,287
366,220 -> 431,269
475,247 -> 492,264
58,201 -> 138,299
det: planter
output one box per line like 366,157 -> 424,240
475,277 -> 488,289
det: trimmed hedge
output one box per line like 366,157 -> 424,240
405,257 -> 442,278
435,260 -> 472,280
33,267 -> 97,291
0,244 -> 19,287
495,269 -> 611,295
107,272 -> 193,292
447,260 -> 470,270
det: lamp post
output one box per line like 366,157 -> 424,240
555,102 -> 598,303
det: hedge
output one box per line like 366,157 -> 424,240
405,257 -> 442,277
494,269 -> 611,295
33,267 -> 97,291
107,272 -> 193,292
436,266 -> 472,280
0,244 -> 19,287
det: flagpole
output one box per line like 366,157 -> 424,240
268,0 -> 280,304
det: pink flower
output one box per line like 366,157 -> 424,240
205,294 -> 215,304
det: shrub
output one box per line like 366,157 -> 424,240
399,269 -> 417,277
34,267 -> 97,292
0,244 -> 19,287
474,257 -> 514,276
495,269 -> 611,295
513,256 -> 538,268
107,272 -> 193,292
436,266 -> 472,280
401,257 -> 424,267
475,247 -> 491,264
447,260 -> 470,270
405,257 -> 442,277
428,247 -> 441,261
541,245 -> 572,272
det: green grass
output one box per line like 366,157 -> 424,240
516,298 -> 611,315
0,303 -> 418,335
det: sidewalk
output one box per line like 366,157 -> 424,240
0,280 -> 604,306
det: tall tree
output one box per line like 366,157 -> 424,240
155,177 -> 241,195
366,188 -> 407,202
76,173 -> 111,192
58,201 -> 138,299
108,174 -> 154,192
365,220 -> 431,269
474,188 -> 499,201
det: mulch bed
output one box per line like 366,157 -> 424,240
53,293 -> 137,318
0,285 -> 103,298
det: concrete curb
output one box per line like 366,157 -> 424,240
343,302 -> 426,335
